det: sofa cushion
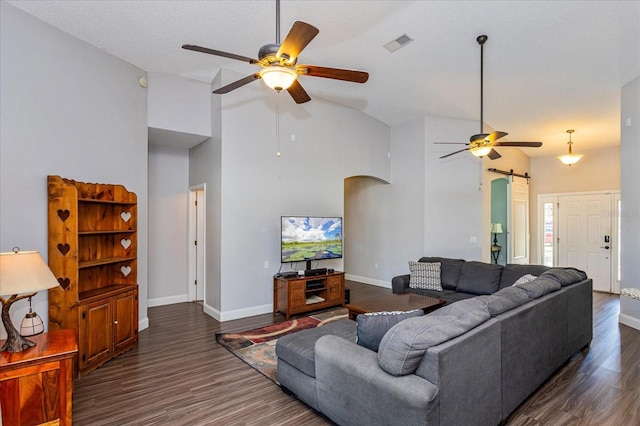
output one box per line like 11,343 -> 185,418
499,264 -> 551,289
408,261 -> 443,291
275,320 -> 355,378
418,257 -> 464,290
476,286 -> 531,316
456,261 -> 503,295
377,298 -> 491,376
516,276 -> 561,299
540,267 -> 587,286
406,288 -> 475,305
356,309 -> 424,352
513,274 -> 537,286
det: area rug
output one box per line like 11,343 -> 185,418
216,308 -> 348,384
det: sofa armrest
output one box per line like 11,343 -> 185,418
315,335 -> 439,426
415,318 -> 502,426
391,274 -> 410,293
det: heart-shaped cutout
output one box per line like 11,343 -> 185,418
120,238 -> 131,249
57,209 -> 70,221
57,243 -> 70,255
121,265 -> 132,276
57,277 -> 71,290
120,211 -> 132,222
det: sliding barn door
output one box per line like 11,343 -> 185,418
508,177 -> 529,264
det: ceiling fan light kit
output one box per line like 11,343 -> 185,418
259,66 -> 297,91
470,145 -> 493,158
558,129 -> 583,166
437,35 -> 542,160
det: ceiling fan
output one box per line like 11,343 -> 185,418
182,0 -> 369,104
438,35 -> 542,160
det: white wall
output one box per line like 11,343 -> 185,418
189,75 -> 391,321
345,116 -> 485,287
0,3 -> 149,336
425,117 -> 484,261
345,119 -> 423,285
148,145 -> 189,306
620,76 -> 640,330
189,71 -> 223,315
147,72 -> 211,138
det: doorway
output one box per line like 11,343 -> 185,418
538,191 -> 620,293
490,176 -> 530,265
188,184 -> 206,302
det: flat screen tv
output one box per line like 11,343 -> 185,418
281,216 -> 342,270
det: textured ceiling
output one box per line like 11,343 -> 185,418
8,0 -> 640,157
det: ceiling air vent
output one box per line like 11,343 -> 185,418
384,34 -> 414,52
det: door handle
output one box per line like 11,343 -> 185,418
600,246 -> 610,250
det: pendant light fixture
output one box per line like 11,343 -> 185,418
558,129 -> 583,166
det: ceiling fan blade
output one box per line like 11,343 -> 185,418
277,21 -> 319,63
182,44 -> 258,64
494,141 -> 543,147
470,133 -> 489,143
212,74 -> 260,94
287,80 -> 311,104
299,65 -> 369,83
485,131 -> 508,142
434,142 -> 469,145
487,149 -> 502,160
439,148 -> 471,159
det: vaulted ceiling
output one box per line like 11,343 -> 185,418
8,0 -> 639,157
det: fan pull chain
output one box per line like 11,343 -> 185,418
276,92 -> 281,157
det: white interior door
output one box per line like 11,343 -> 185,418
195,190 -> 205,300
558,193 -> 612,292
188,184 -> 206,303
509,177 -> 529,264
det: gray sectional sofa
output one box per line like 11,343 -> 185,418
276,258 -> 592,426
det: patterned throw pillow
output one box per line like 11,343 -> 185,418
512,274 -> 537,286
408,261 -> 442,291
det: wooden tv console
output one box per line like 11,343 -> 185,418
273,271 -> 345,320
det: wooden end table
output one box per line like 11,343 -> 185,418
0,329 -> 78,426
346,293 -> 446,320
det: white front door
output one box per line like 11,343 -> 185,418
558,193 -> 612,292
509,177 -> 529,264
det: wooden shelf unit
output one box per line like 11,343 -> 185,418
273,272 -> 345,320
47,175 -> 138,376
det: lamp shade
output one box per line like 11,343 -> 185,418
20,310 -> 44,336
558,152 -> 583,165
0,251 -> 60,296
490,223 -> 503,234
259,66 -> 297,91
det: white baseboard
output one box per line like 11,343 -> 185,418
203,303 -> 220,321
345,274 -> 391,288
619,313 -> 640,331
202,302 -> 273,322
147,294 -> 188,308
139,316 -> 149,332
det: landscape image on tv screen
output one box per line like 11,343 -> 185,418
281,216 -> 342,263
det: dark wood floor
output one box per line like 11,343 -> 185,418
73,281 -> 640,426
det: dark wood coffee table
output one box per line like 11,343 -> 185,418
345,293 -> 446,320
